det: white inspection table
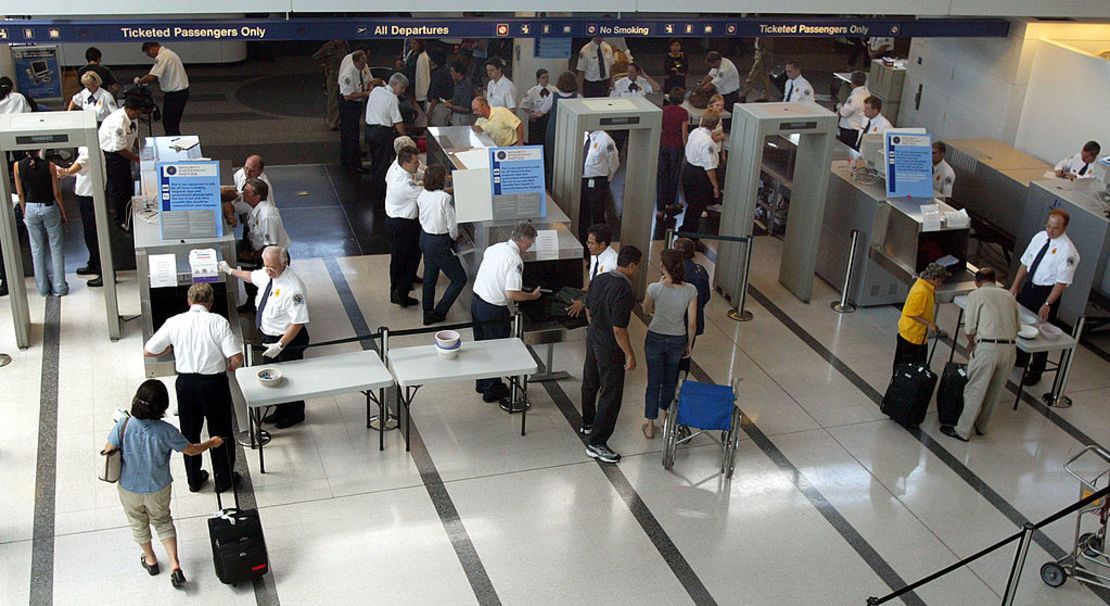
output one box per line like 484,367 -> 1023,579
235,350 -> 395,471
950,295 -> 1080,410
386,337 -> 539,450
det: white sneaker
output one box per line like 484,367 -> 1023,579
586,444 -> 620,464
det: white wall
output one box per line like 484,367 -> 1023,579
1015,40 -> 1110,164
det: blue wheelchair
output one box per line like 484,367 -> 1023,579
661,378 -> 742,478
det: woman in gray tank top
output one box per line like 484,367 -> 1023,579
641,249 -> 698,438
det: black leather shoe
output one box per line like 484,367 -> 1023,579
391,292 -> 417,307
170,569 -> 186,588
412,275 -> 423,284
188,470 -> 209,492
423,312 -> 446,326
215,472 -> 242,494
940,425 -> 969,442
76,266 -> 96,276
141,554 -> 160,576
1022,373 -> 1042,386
262,411 -> 280,424
88,277 -> 103,288
275,416 -> 305,429
482,383 -> 510,403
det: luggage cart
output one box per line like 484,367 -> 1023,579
661,378 -> 742,478
1041,445 -> 1110,589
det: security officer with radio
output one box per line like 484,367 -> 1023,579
221,246 -> 310,428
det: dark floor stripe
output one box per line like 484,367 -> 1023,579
683,358 -> 925,605
323,258 -> 500,606
751,286 -> 1110,604
225,412 -> 282,606
536,378 -> 718,606
30,296 -> 60,606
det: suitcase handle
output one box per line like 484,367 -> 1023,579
927,331 -> 941,366
215,429 -> 241,512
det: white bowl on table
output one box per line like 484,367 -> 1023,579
1018,307 -> 1038,326
435,330 -> 462,359
1039,323 -> 1063,340
257,367 -> 284,387
1017,324 -> 1039,340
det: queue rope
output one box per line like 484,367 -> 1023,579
246,316 -> 516,353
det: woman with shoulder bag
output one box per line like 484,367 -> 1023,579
102,380 -> 224,588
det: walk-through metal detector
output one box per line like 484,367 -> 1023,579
717,102 -> 837,303
550,96 -> 661,299
0,111 -> 121,348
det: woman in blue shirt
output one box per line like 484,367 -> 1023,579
103,380 -> 223,588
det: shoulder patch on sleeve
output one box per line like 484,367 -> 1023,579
293,293 -> 305,304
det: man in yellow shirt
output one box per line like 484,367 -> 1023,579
894,263 -> 949,373
472,97 -> 523,147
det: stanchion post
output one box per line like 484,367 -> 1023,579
370,326 -> 399,432
830,229 -> 860,314
501,314 -> 530,414
1001,523 -> 1036,606
1043,316 -> 1084,409
665,228 -> 676,249
728,236 -> 754,322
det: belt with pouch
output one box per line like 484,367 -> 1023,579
977,338 -> 1015,344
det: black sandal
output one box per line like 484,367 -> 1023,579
140,554 -> 160,576
170,569 -> 186,588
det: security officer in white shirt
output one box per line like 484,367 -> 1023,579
1009,209 -> 1080,385
522,69 -> 557,144
338,51 -> 371,172
580,130 -> 620,247
578,36 -> 616,98
932,142 -> 956,199
681,112 -> 722,235
221,246 -> 311,428
67,72 -> 117,125
417,165 -> 465,325
611,63 -> 659,98
484,58 -> 517,109
240,179 -> 290,258
136,41 -> 189,136
471,222 -> 542,403
700,51 -> 741,108
782,62 -> 815,103
56,147 -> 105,286
856,96 -> 893,149
837,71 -> 869,147
1055,140 -> 1101,180
366,73 -> 409,191
568,223 -> 619,317
143,283 -> 243,492
385,147 -> 424,307
98,96 -> 144,228
233,154 -> 274,206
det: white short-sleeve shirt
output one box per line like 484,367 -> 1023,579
365,86 -> 402,126
234,168 -> 274,205
521,84 -> 556,112
72,147 -> 99,197
247,200 -> 291,251
783,75 -> 814,103
250,268 -> 310,337
583,130 -> 620,179
337,56 -> 366,97
473,240 -> 524,307
0,92 -> 31,114
144,305 -> 241,375
588,246 -> 619,283
149,47 -> 189,92
578,41 -> 615,82
685,127 -> 719,170
709,58 -> 740,95
98,107 -> 137,153
1055,153 -> 1095,179
838,86 -> 870,130
72,87 -> 117,123
933,160 -> 955,198
1019,231 -> 1080,286
417,189 -> 457,240
611,77 -> 652,98
385,161 -> 422,219
485,76 -> 517,109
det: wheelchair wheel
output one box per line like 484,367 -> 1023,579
662,407 -> 678,469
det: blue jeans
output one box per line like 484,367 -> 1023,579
23,203 -> 67,296
644,331 -> 686,420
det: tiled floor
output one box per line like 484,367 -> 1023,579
2,231 -> 1109,605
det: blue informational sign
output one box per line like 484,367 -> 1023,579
157,160 -> 223,240
884,132 -> 935,199
0,17 -> 1010,44
489,146 -> 546,220
535,38 -> 572,59
11,45 -> 62,101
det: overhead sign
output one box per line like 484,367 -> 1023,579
12,45 -> 62,101
158,160 -> 223,240
490,146 -> 546,221
1,17 -> 1010,43
884,131 -> 935,199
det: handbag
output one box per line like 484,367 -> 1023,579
98,417 -> 130,483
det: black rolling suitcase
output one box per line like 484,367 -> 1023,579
208,455 -> 269,585
936,363 -> 968,426
881,336 -> 940,429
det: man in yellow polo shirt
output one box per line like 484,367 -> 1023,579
472,97 -> 523,147
894,262 -> 949,373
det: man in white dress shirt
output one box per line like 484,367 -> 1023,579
567,223 -> 619,317
136,42 -> 190,136
932,142 -> 956,199
337,50 -> 371,173
221,246 -> 311,428
484,58 -> 517,109
1055,141 -> 1101,180
365,73 -> 408,191
1009,209 -> 1080,385
781,61 -> 814,103
856,96 -> 892,149
580,130 -> 620,246
239,179 -> 291,259
233,155 -> 274,206
700,51 -> 741,109
611,64 -> 659,98
144,283 -> 243,492
98,96 -> 145,228
385,147 -> 424,307
837,71 -> 869,147
578,36 -> 616,98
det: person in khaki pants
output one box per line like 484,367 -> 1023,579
943,268 -> 1019,442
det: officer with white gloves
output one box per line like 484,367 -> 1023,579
220,245 -> 310,429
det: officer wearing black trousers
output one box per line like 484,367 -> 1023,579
337,51 -> 370,173
1009,209 -> 1080,385
136,42 -> 190,136
143,283 -> 243,493
470,223 -> 542,403
98,97 -> 144,228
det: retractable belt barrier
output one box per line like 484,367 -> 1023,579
665,229 -> 754,322
245,316 -> 514,354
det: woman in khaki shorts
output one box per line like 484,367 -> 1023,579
103,380 -> 223,588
